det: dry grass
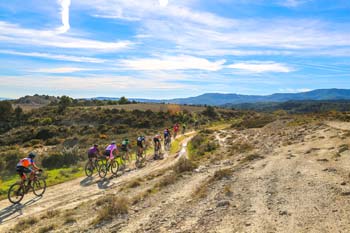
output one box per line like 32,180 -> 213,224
213,168 -> 233,180
93,196 -> 129,224
228,141 -> 254,154
13,217 -> 39,232
64,216 -> 77,225
127,178 -> 143,189
42,209 -> 60,219
173,157 -> 197,174
156,172 -> 178,188
241,153 -> 264,163
37,224 -> 56,233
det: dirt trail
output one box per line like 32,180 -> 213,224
0,134 -> 195,232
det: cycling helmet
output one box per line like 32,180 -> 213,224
28,152 -> 37,159
94,144 -> 98,147
156,134 -> 161,139
111,141 -> 116,144
125,138 -> 129,142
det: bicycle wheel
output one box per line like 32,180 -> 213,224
110,159 -> 119,175
32,178 -> 46,196
8,183 -> 25,204
98,160 -> 108,178
84,161 -> 94,177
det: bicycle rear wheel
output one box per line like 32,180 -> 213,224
8,183 -> 25,204
32,178 -> 46,196
84,161 -> 94,177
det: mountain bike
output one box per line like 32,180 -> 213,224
84,157 -> 103,177
164,136 -> 171,151
117,150 -> 130,174
8,170 -> 46,204
98,157 -> 119,178
154,143 -> 162,160
135,146 -> 147,168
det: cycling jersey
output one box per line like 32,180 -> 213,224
17,158 -> 34,168
121,140 -> 129,151
88,147 -> 99,158
164,130 -> 171,138
105,144 -> 117,159
137,137 -> 145,147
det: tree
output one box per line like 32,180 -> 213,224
14,106 -> 23,121
58,95 -> 72,114
0,101 -> 13,121
118,96 -> 129,105
202,106 -> 218,118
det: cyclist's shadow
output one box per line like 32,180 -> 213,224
80,176 -> 94,187
0,196 -> 42,224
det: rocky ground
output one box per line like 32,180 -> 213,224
2,119 -> 350,232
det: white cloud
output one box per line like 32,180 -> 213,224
279,88 -> 312,93
0,21 -> 132,51
33,67 -> 96,74
0,50 -> 106,63
280,0 -> 310,7
0,75 -> 189,92
159,0 -> 168,7
119,55 -> 226,71
226,61 -> 294,73
56,0 -> 71,34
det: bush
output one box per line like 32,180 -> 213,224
173,157 -> 197,173
94,196 -> 129,223
42,146 -> 80,169
35,127 -> 58,140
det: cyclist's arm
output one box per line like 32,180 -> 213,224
32,162 -> 40,170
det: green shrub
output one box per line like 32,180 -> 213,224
42,146 -> 80,169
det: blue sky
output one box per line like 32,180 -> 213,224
0,0 -> 349,99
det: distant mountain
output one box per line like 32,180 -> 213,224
166,89 -> 350,106
0,98 -> 10,101
225,100 -> 350,113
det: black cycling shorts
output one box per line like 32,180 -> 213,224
88,152 -> 98,159
137,141 -> 144,148
16,166 -> 32,176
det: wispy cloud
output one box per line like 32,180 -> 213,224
226,61 -> 294,73
280,0 -> 310,8
56,0 -> 71,34
119,55 -> 226,71
33,67 -> 96,74
0,21 -> 132,51
0,50 -> 106,63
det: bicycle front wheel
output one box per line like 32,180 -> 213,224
110,159 -> 119,175
8,183 -> 25,204
33,179 -> 46,196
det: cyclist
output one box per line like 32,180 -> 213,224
164,128 -> 171,147
173,123 -> 179,139
87,144 -> 101,161
182,123 -> 187,135
137,135 -> 146,156
104,141 -> 118,160
121,138 -> 131,160
153,134 -> 162,160
16,152 -> 42,188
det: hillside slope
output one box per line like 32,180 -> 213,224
2,120 -> 350,232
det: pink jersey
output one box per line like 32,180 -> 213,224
105,144 -> 117,159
